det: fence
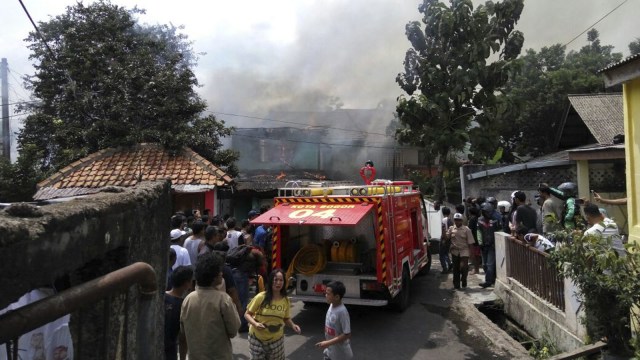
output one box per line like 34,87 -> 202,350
505,237 -> 565,311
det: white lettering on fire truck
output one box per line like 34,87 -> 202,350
289,209 -> 337,219
318,205 -> 356,209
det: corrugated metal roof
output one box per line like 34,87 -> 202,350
599,53 -> 640,73
172,184 -> 217,193
33,187 -> 102,201
566,143 -> 625,153
567,93 -> 624,144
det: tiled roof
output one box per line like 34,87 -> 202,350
567,93 -> 624,144
35,144 -> 232,200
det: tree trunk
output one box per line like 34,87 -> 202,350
434,151 -> 448,202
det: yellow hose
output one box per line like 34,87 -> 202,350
286,244 -> 327,287
329,240 -> 358,262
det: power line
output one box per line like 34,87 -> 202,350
1,100 -> 38,106
208,111 -> 394,138
7,67 -> 27,79
18,0 -> 56,60
7,69 -> 30,100
8,86 -> 27,104
232,132 -> 417,150
563,0 -> 628,47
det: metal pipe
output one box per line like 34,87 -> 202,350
0,262 -> 157,345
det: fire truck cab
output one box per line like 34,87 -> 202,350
250,180 -> 431,310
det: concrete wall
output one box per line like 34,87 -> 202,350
461,164 -> 577,203
494,232 -> 587,353
0,181 -> 171,359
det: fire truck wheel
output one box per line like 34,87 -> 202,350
393,268 -> 411,312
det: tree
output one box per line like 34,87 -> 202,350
396,0 -> 524,200
0,145 -> 46,202
15,1 -> 237,189
488,29 -> 622,159
629,37 -> 640,55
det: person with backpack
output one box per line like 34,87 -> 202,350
227,243 -> 266,332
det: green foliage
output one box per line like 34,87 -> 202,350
528,332 -> 559,359
396,0 -> 524,200
0,145 -> 48,202
487,29 -> 623,160
549,232 -> 640,356
15,0 -> 237,183
629,37 -> 640,56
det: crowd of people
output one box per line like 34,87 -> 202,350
163,207 -> 353,360
438,182 -> 623,291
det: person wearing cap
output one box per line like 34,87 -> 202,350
447,213 -> 475,289
248,209 -> 260,220
170,228 -> 192,270
515,225 -> 555,253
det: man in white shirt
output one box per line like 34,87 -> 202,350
523,233 -> 555,252
583,203 -> 619,238
170,229 -> 192,270
225,218 -> 243,250
583,203 -> 622,253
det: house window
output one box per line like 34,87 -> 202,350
386,152 -> 404,168
418,150 -> 430,165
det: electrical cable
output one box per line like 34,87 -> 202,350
0,100 -> 38,107
8,75 -> 30,100
208,110 -> 394,138
563,0 -> 628,47
18,0 -> 56,60
232,132 -> 416,150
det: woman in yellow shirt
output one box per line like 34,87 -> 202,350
245,269 -> 301,359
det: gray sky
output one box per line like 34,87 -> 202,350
1,0 -> 639,158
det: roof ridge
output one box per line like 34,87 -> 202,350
36,143 -> 233,193
183,147 -> 233,183
567,92 -> 622,97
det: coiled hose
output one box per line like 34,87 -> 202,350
330,239 -> 358,262
285,244 -> 327,287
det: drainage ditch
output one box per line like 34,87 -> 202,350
476,300 -> 538,351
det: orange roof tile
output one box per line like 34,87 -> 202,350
37,143 -> 233,189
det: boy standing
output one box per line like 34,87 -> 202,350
316,281 -> 353,360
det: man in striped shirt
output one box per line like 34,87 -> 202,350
583,203 -> 619,241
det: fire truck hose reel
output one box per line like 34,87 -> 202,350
286,244 -> 327,287
330,240 -> 357,262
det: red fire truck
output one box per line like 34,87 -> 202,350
250,180 -> 431,310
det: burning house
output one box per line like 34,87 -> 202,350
229,109 -> 429,218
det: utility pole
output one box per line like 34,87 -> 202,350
0,58 -> 10,161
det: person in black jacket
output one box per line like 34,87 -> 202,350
477,203 -> 502,288
513,191 -> 538,234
